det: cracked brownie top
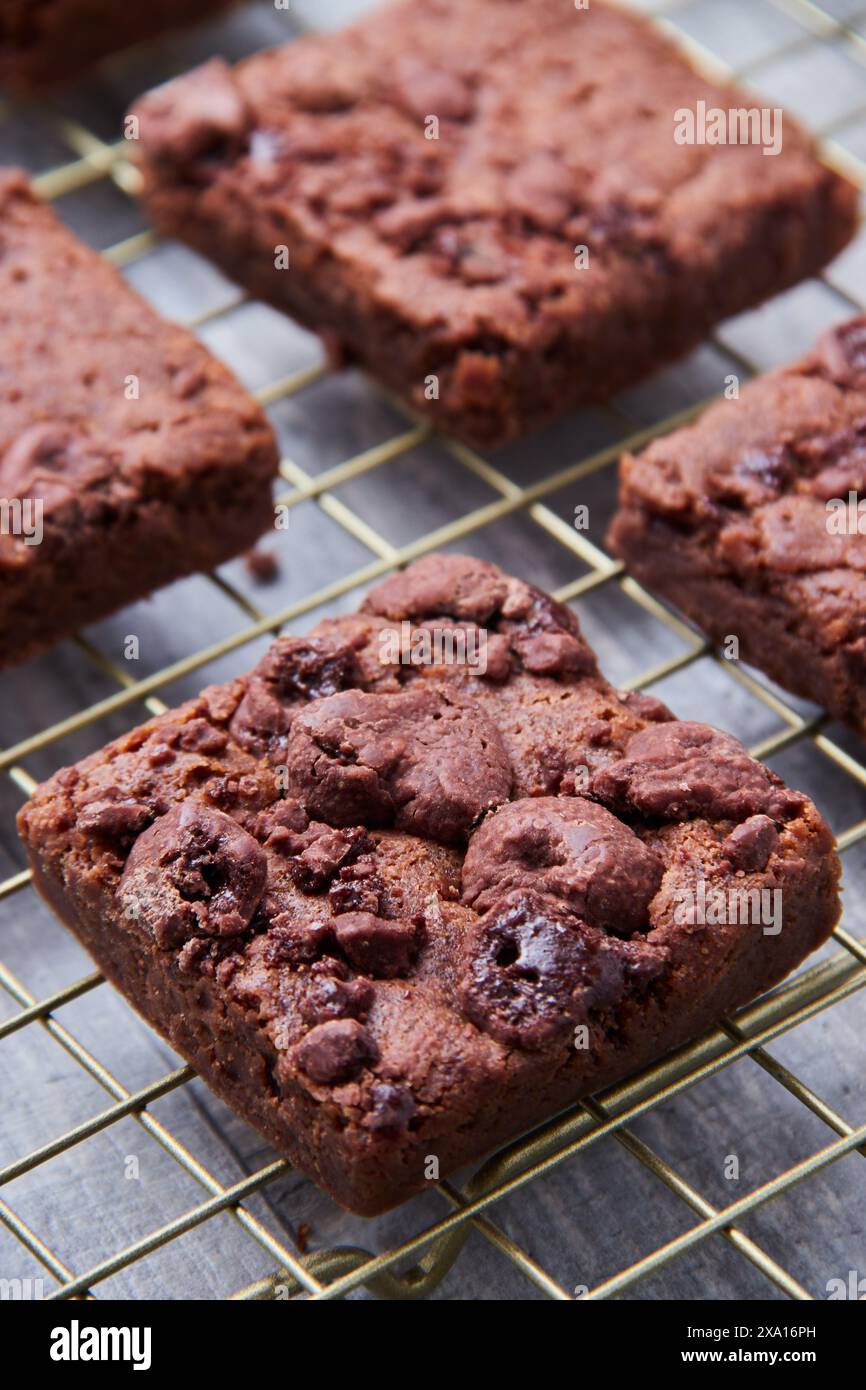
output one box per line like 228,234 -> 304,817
21,556 -> 837,1123
132,0 -> 851,352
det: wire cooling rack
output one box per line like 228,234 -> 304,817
1,0 -> 866,1301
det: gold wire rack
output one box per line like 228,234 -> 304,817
1,0 -> 866,1301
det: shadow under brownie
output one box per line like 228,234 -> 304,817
0,170 -> 278,669
19,554 -> 840,1214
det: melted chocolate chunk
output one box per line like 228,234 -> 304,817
264,911 -> 333,967
459,890 -> 668,1050
328,860 -> 384,915
499,580 -> 597,678
462,796 -> 662,936
137,58 -> 252,171
590,722 -> 803,823
286,823 -> 372,893
118,801 -> 267,948
230,634 -> 362,757
818,316 -> 866,389
618,690 -> 674,724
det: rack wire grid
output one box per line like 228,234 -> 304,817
0,0 -> 865,1303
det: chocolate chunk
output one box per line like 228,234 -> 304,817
363,554 -> 508,624
512,630 -> 596,678
301,968 -> 375,1025
265,911 -> 333,967
362,1081 -> 418,1135
284,47 -> 366,113
478,632 -> 512,682
1,423 -> 91,501
333,911 -> 421,978
590,722 -> 803,824
287,824 -> 372,892
245,548 -> 279,584
500,578 -> 581,635
231,634 -> 362,757
328,861 -> 383,915
499,580 -> 597,678
392,60 -> 474,121
118,800 -> 267,947
176,718 -> 228,755
137,58 -> 252,171
229,678 -> 293,759
76,794 -> 151,843
505,151 -> 573,231
459,891 -> 668,1050
461,796 -> 663,936
252,798 -> 310,847
818,316 -> 866,389
726,445 -> 795,508
259,634 -> 363,703
284,685 -> 512,844
722,814 -> 779,872
618,690 -> 674,724
293,1018 -> 378,1084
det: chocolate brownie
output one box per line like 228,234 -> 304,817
0,171 -> 278,668
19,554 -> 841,1215
609,317 -> 866,735
0,0 -> 234,93
128,0 -> 858,448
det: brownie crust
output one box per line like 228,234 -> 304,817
0,0 -> 234,92
130,0 -> 857,447
609,317 -> 866,735
0,171 -> 278,668
19,555 -> 840,1215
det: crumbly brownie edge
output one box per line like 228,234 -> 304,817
134,164 -> 857,449
17,556 -> 842,1214
24,829 -> 839,1215
609,502 -> 866,734
608,318 -> 866,734
0,171 -> 279,667
0,456 -> 275,669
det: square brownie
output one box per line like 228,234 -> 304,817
130,0 -> 857,447
19,554 -> 840,1215
0,0 -> 234,92
609,317 -> 866,735
0,170 -> 278,668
